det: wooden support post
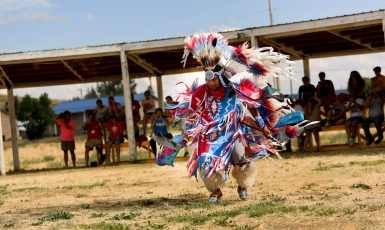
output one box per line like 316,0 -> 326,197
250,35 -> 258,48
303,57 -> 310,81
0,110 -> 5,175
7,88 -> 20,170
156,75 -> 164,110
120,50 -> 137,162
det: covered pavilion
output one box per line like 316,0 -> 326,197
0,9 -> 384,174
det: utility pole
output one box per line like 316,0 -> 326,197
268,0 -> 280,92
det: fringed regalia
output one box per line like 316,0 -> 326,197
154,32 -> 305,202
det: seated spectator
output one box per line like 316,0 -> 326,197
325,95 -> 347,127
361,90 -> 384,146
106,115 -> 124,163
141,91 -> 156,136
316,72 -> 336,115
107,96 -> 125,121
340,71 -> 366,100
371,66 -> 385,97
94,99 -> 107,123
82,112 -> 105,167
298,76 -> 316,107
302,97 -> 322,152
131,93 -> 141,138
345,93 -> 365,147
150,108 -> 172,156
164,95 -> 178,117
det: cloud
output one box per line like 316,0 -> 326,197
87,13 -> 94,21
2,13 -> 70,24
0,0 -> 71,24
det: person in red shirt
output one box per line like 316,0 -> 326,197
56,110 -> 76,169
131,93 -> 141,138
82,112 -> 104,167
106,114 -> 124,163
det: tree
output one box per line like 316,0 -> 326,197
84,87 -> 98,99
16,93 -> 55,140
83,79 -> 138,98
4,96 -> 20,112
363,77 -> 372,97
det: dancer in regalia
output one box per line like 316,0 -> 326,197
153,32 -> 305,202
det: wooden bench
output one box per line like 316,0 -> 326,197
305,122 -> 385,151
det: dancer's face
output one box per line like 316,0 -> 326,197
206,77 -> 220,90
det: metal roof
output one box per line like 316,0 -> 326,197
0,10 -> 384,89
52,94 -> 148,114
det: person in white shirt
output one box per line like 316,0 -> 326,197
344,92 -> 365,147
140,91 -> 156,135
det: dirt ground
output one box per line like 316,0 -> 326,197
1,147 -> 385,229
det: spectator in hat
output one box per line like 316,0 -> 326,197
361,90 -> 384,146
298,76 -> 316,107
316,72 -> 336,115
325,95 -> 347,127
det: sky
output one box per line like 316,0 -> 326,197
1,0 -> 385,101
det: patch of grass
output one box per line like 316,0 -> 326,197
367,204 -> 385,211
59,182 -> 105,190
350,183 -> 371,190
0,200 -> 4,205
214,217 -> 231,226
300,183 -> 316,190
22,158 -> 43,165
320,193 -> 342,200
343,207 -> 357,215
145,220 -> 166,229
80,222 -> 130,230
13,186 -> 43,192
0,184 -> 10,195
3,222 -> 15,228
314,163 -> 345,171
43,155 -> 55,162
326,185 -> 341,190
246,203 -> 296,217
167,213 -> 211,225
349,159 -> 385,166
91,212 -> 107,218
74,193 -> 87,198
32,210 -> 74,226
111,212 -> 141,221
184,201 -> 235,210
315,208 -> 337,216
47,161 -> 63,168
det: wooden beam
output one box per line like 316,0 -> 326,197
0,109 -> 5,175
120,50 -> 137,162
127,54 -> 162,76
61,60 -> 84,81
7,88 -> 20,171
254,11 -> 383,38
303,57 -> 310,80
0,65 -> 13,86
0,74 -> 7,87
258,37 -> 305,59
328,30 -> 375,50
0,45 -> 121,65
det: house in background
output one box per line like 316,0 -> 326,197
1,109 -> 19,140
48,94 -> 158,136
